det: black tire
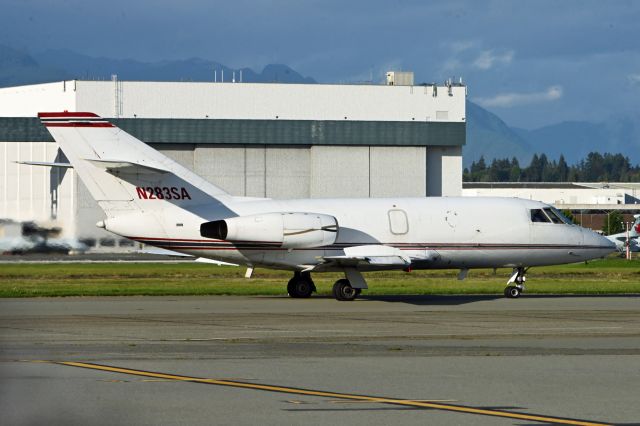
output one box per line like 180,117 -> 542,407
333,279 -> 358,301
504,286 -> 521,298
287,276 -> 313,298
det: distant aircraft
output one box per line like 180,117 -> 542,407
32,112 -> 615,300
0,219 -> 88,255
606,214 -> 640,252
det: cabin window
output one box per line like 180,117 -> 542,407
530,209 -> 551,223
388,209 -> 409,234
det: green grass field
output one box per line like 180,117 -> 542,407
1,257 -> 639,297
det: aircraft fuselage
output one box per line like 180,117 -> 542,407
116,196 -> 613,271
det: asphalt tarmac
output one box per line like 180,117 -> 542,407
1,295 -> 639,425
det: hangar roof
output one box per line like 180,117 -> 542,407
0,80 -> 466,147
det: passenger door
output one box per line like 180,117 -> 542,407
388,209 -> 409,235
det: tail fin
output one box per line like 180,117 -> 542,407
632,214 -> 640,237
39,112 -> 232,217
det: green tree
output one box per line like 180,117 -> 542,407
509,157 -> 521,182
561,209 -> 580,225
541,158 -> 559,181
557,155 -> 569,181
488,158 -> 512,181
524,154 -> 547,182
583,152 -> 604,181
602,211 -> 624,235
462,152 -> 640,183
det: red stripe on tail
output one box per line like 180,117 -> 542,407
38,112 -> 100,118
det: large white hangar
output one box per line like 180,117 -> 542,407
0,78 -> 466,251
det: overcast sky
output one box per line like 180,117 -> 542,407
2,0 -> 639,128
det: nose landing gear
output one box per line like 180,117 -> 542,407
504,285 -> 522,298
504,267 -> 527,299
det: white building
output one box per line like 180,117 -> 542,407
463,182 -> 640,210
0,78 -> 466,251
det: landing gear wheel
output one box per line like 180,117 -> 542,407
504,286 -> 521,298
504,267 -> 527,299
333,279 -> 358,301
287,274 -> 314,298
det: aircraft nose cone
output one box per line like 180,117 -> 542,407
598,232 -> 617,251
583,228 -> 616,255
603,234 -> 617,251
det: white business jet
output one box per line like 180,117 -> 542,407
34,112 -> 615,300
606,214 -> 640,253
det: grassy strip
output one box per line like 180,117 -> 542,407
1,257 -> 639,297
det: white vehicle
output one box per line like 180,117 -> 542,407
606,214 -> 640,252
35,112 -> 615,300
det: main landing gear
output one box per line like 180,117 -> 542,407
287,269 -> 367,301
504,267 -> 527,298
332,279 -> 361,301
332,268 -> 368,301
287,272 -> 316,298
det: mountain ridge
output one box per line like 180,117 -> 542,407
33,48 -> 316,84
1,44 -> 637,167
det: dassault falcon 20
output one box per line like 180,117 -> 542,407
33,112 -> 615,300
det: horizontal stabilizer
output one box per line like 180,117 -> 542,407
138,247 -> 238,266
15,160 -> 73,168
86,158 -> 169,174
138,247 -> 193,257
194,257 -> 239,267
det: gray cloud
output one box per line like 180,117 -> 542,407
0,0 -> 638,128
473,86 -> 563,108
629,73 -> 640,86
472,50 -> 514,70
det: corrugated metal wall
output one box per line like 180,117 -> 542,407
0,118 -> 465,146
156,145 -> 430,199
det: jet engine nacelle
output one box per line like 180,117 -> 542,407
200,212 -> 338,249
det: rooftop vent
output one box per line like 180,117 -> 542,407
386,71 -> 414,86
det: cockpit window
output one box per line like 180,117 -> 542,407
544,208 -> 564,224
531,208 -> 573,224
549,207 -> 573,225
531,209 -> 551,223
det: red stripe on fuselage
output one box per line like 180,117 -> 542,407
127,236 -> 281,244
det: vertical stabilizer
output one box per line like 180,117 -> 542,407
39,112 -> 232,217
